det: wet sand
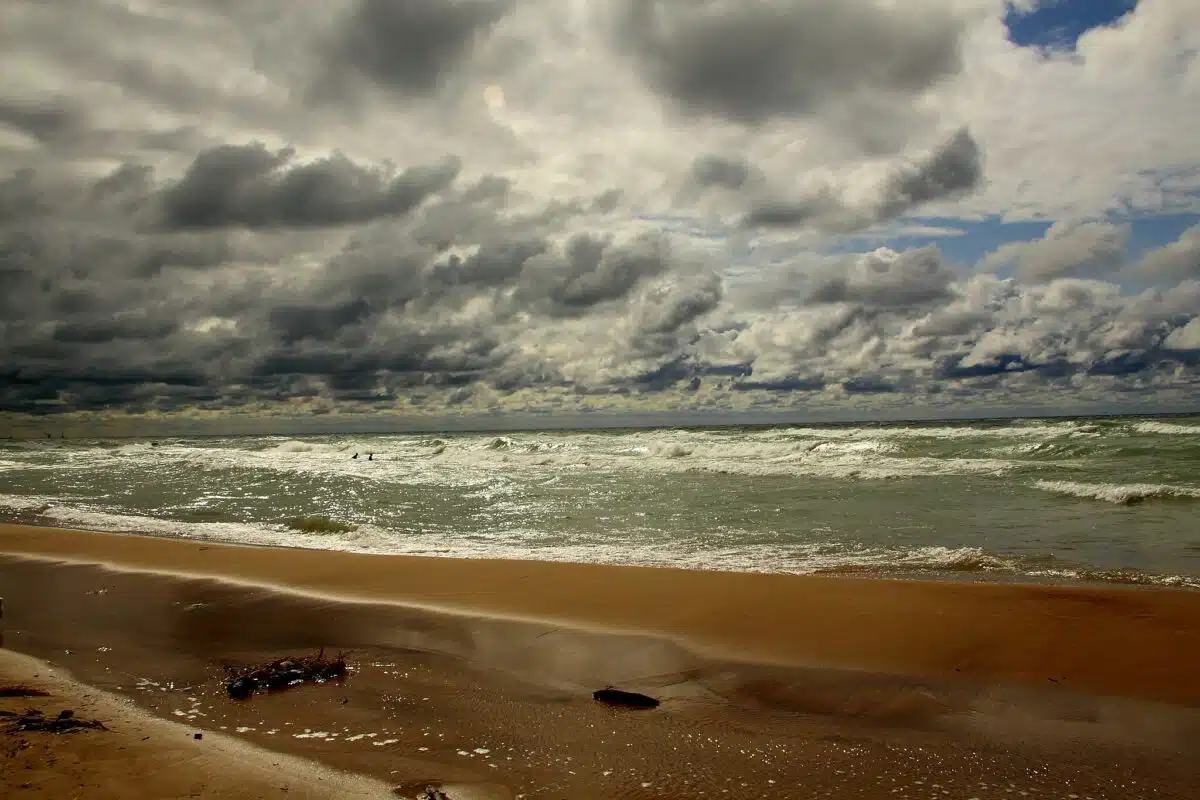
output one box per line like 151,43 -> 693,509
2,524 -> 1200,798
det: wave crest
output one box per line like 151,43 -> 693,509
1034,480 -> 1200,505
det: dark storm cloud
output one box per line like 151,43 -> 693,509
0,226 -> 232,300
807,246 -> 956,309
733,375 -> 824,393
4,3 -> 1198,422
0,99 -> 80,145
267,300 -> 372,345
249,327 -> 507,395
256,179 -> 658,344
638,273 -> 723,336
515,232 -> 673,316
317,0 -> 511,99
735,246 -> 956,315
842,375 -> 895,394
160,143 -> 462,230
51,316 -> 179,345
619,0 -> 965,126
691,154 -> 754,191
0,169 -> 46,222
742,194 -> 841,230
428,240 -> 549,293
631,271 -> 724,356
877,128 -> 983,219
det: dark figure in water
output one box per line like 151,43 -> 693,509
352,453 -> 359,459
368,453 -> 373,461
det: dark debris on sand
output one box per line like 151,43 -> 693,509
223,648 -> 349,700
593,688 -> 661,709
2,708 -> 108,734
0,685 -> 51,698
392,783 -> 449,799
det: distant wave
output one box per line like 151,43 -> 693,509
1034,480 -> 1200,505
770,421 -> 1096,442
1132,421 -> 1200,436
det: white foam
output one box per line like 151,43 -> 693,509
0,495 -> 375,553
0,492 -> 1029,577
0,424 -> 1079,488
648,441 -> 693,458
1132,421 -> 1200,436
1033,480 -> 1200,505
763,420 -> 1096,442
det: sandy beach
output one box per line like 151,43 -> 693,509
3,523 -> 1200,798
0,648 -> 398,798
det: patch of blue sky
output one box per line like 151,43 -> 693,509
638,207 -> 1199,281
1005,0 -> 1138,51
852,213 -> 1197,271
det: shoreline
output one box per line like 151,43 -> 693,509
11,508 -> 1197,592
4,523 -> 1200,707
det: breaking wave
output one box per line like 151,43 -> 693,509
3,414 -> 1199,592
1131,421 -> 1200,436
4,497 -> 1197,590
1033,480 -> 1200,505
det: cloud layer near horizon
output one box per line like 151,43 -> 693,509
1,0 -> 1199,424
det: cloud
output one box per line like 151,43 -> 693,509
807,246 -> 957,308
980,219 -> 1131,282
0,0 -> 1197,422
515,232 -> 673,316
0,99 -> 80,145
690,154 -> 755,192
1130,224 -> 1200,280
160,143 -> 462,230
1164,317 -> 1200,351
741,128 -> 984,232
316,0 -> 513,100
876,128 -> 984,219
619,0 -> 965,127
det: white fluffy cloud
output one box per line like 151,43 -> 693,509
978,220 -> 1130,282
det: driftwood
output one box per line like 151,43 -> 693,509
2,709 -> 107,734
222,649 -> 348,700
593,688 -> 660,709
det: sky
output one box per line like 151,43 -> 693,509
1,0 -> 1199,432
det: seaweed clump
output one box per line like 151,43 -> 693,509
283,515 -> 358,534
2,709 -> 108,733
223,649 -> 349,700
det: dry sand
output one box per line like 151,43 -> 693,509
2,523 -> 1200,798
